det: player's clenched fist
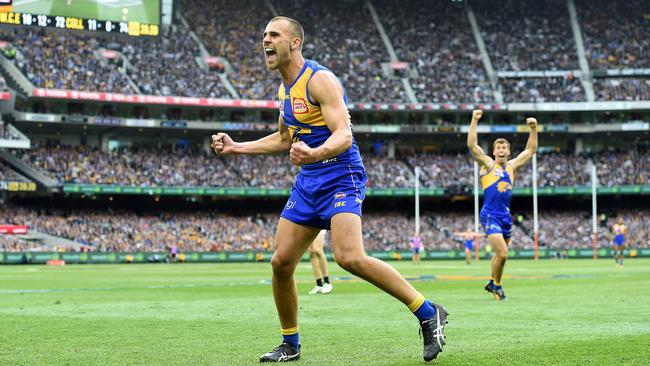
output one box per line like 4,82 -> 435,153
526,117 -> 537,129
211,133 -> 235,154
289,141 -> 317,166
472,109 -> 483,122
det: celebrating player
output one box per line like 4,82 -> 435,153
612,216 -> 627,267
454,229 -> 482,265
211,16 -> 448,363
467,110 -> 537,301
307,230 -> 333,294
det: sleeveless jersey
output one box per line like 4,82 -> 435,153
613,224 -> 627,241
410,236 -> 422,249
480,163 -> 514,216
278,59 -> 363,175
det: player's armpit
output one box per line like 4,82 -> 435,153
468,144 -> 494,169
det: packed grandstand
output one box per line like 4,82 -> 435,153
0,0 -> 647,102
0,0 -> 649,257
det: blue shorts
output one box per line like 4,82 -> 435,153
465,240 -> 474,251
480,212 -> 512,239
281,167 -> 366,230
413,247 -> 421,254
614,235 -> 625,246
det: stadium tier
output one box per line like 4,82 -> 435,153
2,206 -> 649,253
1,3 -> 649,365
0,0 -> 648,103
0,0 -> 649,259
9,145 -> 649,188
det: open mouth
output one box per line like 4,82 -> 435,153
264,47 -> 277,61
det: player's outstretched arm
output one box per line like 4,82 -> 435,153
288,71 -> 352,166
467,110 -> 493,169
509,117 -> 538,171
211,116 -> 291,155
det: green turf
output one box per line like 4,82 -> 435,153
12,0 -> 158,24
1,259 -> 649,365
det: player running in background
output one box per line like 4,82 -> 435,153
467,110 -> 537,301
454,229 -> 482,265
308,230 -> 333,294
612,216 -> 627,267
211,16 -> 448,363
410,232 -> 423,264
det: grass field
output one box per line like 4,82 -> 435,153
1,259 -> 649,365
11,0 -> 159,24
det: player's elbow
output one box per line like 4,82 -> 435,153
339,130 -> 353,150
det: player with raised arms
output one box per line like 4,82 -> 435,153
467,110 -> 537,300
454,229 -> 482,265
211,16 -> 448,363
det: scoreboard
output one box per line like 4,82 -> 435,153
0,0 -> 160,37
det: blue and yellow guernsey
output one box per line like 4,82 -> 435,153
278,59 -> 363,175
613,224 -> 627,242
480,163 -> 514,216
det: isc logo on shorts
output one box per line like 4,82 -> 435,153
292,97 -> 309,114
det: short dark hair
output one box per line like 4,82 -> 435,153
492,138 -> 510,150
270,16 -> 304,51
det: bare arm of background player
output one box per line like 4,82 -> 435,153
508,117 -> 538,171
467,109 -> 494,169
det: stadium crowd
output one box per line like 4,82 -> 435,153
181,0 -> 277,100
475,0 -> 578,72
376,0 -> 492,103
0,162 -> 29,182
119,26 -> 230,98
3,29 -> 133,93
593,78 -> 650,102
0,207 -> 276,253
183,0 -> 407,102
13,145 -> 245,187
0,1 -> 648,102
533,210 -> 650,251
13,145 -> 649,188
500,77 -> 586,103
577,0 -> 650,70
2,207 -> 648,253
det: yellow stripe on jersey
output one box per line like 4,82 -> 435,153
481,164 -> 515,189
278,67 -> 327,127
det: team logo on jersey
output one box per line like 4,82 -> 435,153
334,192 -> 346,199
497,181 -> 512,193
292,97 -> 309,114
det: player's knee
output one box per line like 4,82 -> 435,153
494,248 -> 508,260
335,254 -> 363,273
270,253 -> 294,277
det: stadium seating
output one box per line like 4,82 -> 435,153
12,144 -> 650,189
0,0 -> 647,102
2,206 -> 648,252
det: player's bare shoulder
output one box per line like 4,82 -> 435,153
308,71 -> 342,101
